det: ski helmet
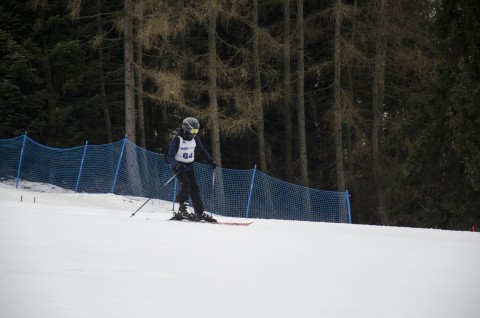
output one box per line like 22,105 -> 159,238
182,117 -> 200,139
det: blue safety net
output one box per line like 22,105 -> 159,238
0,135 -> 351,223
75,140 -> 124,193
113,141 -> 176,202
0,136 -> 23,181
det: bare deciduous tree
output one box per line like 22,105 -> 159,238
283,0 -> 293,179
253,0 -> 267,172
372,0 -> 389,224
297,0 -> 308,186
334,0 -> 346,191
135,1 -> 145,148
124,0 -> 136,143
208,0 -> 222,166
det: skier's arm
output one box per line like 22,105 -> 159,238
194,136 -> 214,164
167,136 -> 180,170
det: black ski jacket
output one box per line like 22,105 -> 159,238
167,130 -> 213,172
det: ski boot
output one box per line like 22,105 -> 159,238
196,212 -> 217,223
172,202 -> 192,220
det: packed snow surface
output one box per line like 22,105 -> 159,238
1,181 -> 479,318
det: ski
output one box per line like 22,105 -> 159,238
169,219 -> 253,226
167,211 -> 253,226
214,221 -> 253,226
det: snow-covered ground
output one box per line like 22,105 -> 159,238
0,181 -> 479,318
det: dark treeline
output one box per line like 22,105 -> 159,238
1,0 -> 479,230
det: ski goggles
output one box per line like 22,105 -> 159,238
188,128 -> 199,135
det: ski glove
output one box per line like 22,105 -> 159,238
175,163 -> 187,172
209,161 -> 217,170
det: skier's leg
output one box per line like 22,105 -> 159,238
188,171 -> 216,222
187,170 -> 204,215
175,171 -> 191,215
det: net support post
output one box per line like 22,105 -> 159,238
15,132 -> 28,189
171,177 -> 177,211
245,164 -> 257,219
75,140 -> 88,193
346,190 -> 352,224
111,134 -> 128,193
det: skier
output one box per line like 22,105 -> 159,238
167,117 -> 217,222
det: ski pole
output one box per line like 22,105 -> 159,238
130,172 -> 178,218
210,169 -> 216,218
130,198 -> 152,218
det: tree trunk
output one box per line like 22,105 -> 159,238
334,0 -> 346,191
43,51 -> 56,137
372,0 -> 388,224
124,0 -> 135,143
283,0 -> 293,180
123,0 -> 141,194
208,0 -> 222,166
96,0 -> 112,143
136,2 -> 145,148
345,0 -> 357,172
253,0 -> 267,172
297,0 -> 308,187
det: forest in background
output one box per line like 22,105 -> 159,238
1,0 -> 479,230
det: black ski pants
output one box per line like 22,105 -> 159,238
176,169 -> 204,215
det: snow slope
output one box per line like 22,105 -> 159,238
1,181 -> 479,318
